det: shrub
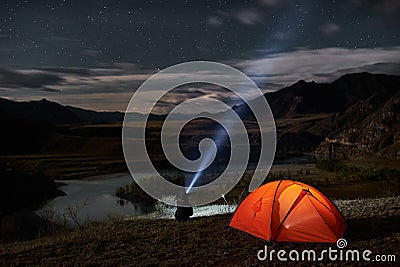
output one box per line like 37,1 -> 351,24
316,159 -> 341,172
116,187 -> 125,196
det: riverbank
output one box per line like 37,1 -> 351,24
3,160 -> 399,244
0,166 -> 65,216
117,161 -> 400,208
81,172 -> 129,181
1,196 -> 399,266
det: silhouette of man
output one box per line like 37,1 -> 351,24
174,192 -> 193,222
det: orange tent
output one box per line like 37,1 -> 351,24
229,180 -> 346,243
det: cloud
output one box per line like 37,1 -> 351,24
82,49 -> 102,58
0,63 -> 151,96
0,64 -> 152,111
38,67 -> 92,76
0,68 -> 64,91
258,0 -> 285,7
41,36 -> 83,48
236,46 -> 400,87
375,0 -> 400,15
234,8 -> 264,25
273,31 -> 293,40
319,22 -> 340,36
149,84 -> 243,115
213,0 -> 286,26
217,8 -> 265,26
207,16 -> 223,27
2,47 -> 400,113
313,62 -> 400,79
351,0 -> 363,7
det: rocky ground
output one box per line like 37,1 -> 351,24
335,196 -> 400,219
1,196 -> 399,266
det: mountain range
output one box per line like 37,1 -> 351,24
0,97 -> 124,125
0,72 -> 399,159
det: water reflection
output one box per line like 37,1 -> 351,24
36,175 -> 154,227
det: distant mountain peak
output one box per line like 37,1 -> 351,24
294,79 -> 307,85
0,97 -> 123,125
257,72 -> 399,119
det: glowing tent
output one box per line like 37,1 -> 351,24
229,180 -> 346,243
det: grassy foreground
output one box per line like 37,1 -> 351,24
1,211 -> 399,266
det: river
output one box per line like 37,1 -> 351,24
36,156 -> 315,226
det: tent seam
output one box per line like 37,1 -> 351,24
307,194 -> 339,240
272,188 -> 307,241
269,180 -> 284,237
309,194 -> 346,226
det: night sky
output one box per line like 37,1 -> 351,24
1,0 -> 399,112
